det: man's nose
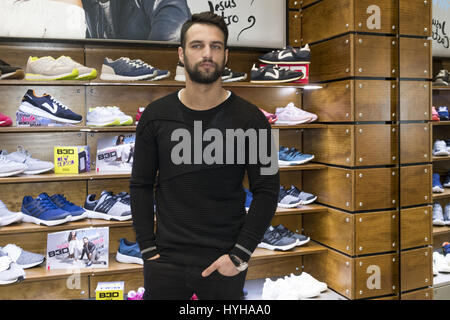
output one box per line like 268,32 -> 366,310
202,46 -> 213,59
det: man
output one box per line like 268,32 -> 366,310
80,237 -> 106,267
81,0 -> 191,41
130,12 -> 279,300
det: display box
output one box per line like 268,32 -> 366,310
95,281 -> 124,300
54,146 -> 90,174
16,110 -> 72,127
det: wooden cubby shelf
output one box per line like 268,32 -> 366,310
433,189 -> 450,200
433,226 -> 450,237
433,156 -> 450,162
0,171 -> 130,184
433,86 -> 450,91
432,121 -> 450,126
250,241 -> 327,262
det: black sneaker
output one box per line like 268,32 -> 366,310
257,226 -> 297,251
250,64 -> 303,84
18,89 -> 82,124
258,45 -> 311,65
0,59 -> 25,80
274,224 -> 310,247
434,70 -> 450,86
222,67 -> 247,82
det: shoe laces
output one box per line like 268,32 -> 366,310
133,59 -> 154,69
37,194 -> 59,211
52,194 -> 74,207
276,225 -> 294,238
121,57 -> 144,69
265,228 -> 283,242
49,96 -> 69,110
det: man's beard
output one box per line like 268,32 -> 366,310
184,55 -> 225,84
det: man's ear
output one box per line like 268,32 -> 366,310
225,48 -> 229,65
178,46 -> 185,64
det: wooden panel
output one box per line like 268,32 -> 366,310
400,164 -> 432,207
354,35 -> 398,78
248,255 -> 303,280
280,170 -> 303,192
401,247 -> 432,292
401,287 -> 433,300
354,167 -> 399,211
354,80 -> 397,122
107,225 -> 136,254
87,178 -> 130,196
271,214 -> 302,237
301,0 -> 321,7
89,270 -> 144,299
288,0 -> 301,9
355,0 -> 398,34
400,81 -> 431,121
400,123 -> 431,164
371,295 -> 399,300
399,0 -> 432,37
399,38 -> 431,79
400,206 -> 432,250
301,0 -> 353,44
288,11 -> 302,47
355,124 -> 398,166
230,87 -> 301,112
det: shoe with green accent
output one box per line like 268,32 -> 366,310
25,56 -> 79,81
55,56 -> 98,80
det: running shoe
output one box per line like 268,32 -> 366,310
433,202 -> 446,226
278,186 -> 301,208
175,61 -> 186,81
1,146 -> 54,175
0,59 -> 25,80
54,56 -> 97,80
115,238 -> 143,265
135,107 -> 145,125
433,173 -> 445,193
274,224 -> 310,247
25,56 -> 78,81
86,106 -> 121,127
0,200 -> 23,227
0,154 -> 27,177
275,102 -> 317,125
432,106 -> 440,121
1,244 -> 45,269
21,193 -> 72,226
50,194 -> 88,221
83,190 -> 132,221
278,146 -> 314,166
259,108 -> 278,124
433,140 -> 450,156
250,64 -> 303,84
438,106 -> 450,121
434,70 -> 450,86
258,45 -> 311,65
132,59 -> 170,81
444,203 -> 450,226
289,272 -> 328,293
257,226 -> 297,251
286,185 -> 317,205
105,106 -> 133,126
0,249 -> 25,285
18,90 -> 83,124
222,67 -> 247,82
100,57 -> 157,81
0,113 -> 12,127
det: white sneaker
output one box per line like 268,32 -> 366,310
86,107 -> 121,127
105,106 -> 133,126
1,147 -> 54,175
433,252 -> 450,273
285,274 -> 322,298
175,61 -> 186,82
0,201 -> 23,226
0,155 -> 27,177
275,102 -> 318,125
433,140 -> 450,156
291,272 -> 327,292
54,56 -> 97,80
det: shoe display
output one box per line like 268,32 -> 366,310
438,106 -> 450,121
0,59 -> 25,80
433,173 -> 445,193
49,194 -> 88,222
83,190 -> 132,221
135,107 -> 145,125
286,185 -> 317,205
175,61 -> 186,82
86,106 -> 121,127
222,67 -> 247,82
278,186 -> 301,208
433,251 -> 450,273
1,146 -> 54,175
100,57 -> 157,81
433,140 -> 450,156
104,106 -> 133,126
434,70 -> 450,86
133,59 -> 170,81
250,64 -> 304,84
257,226 -> 297,251
432,106 -> 440,121
278,146 -> 314,166
21,193 -> 72,226
0,154 -> 27,177
274,224 -> 310,246
258,45 -> 311,65
1,244 -> 45,269
18,90 -> 83,124
0,200 -> 23,227
115,238 -> 143,265
275,102 -> 317,125
0,112 -> 12,127
259,108 -> 278,124
25,56 -> 78,81
53,56 -> 97,80
443,170 -> 450,188
444,203 -> 450,226
433,202 -> 446,226
0,249 -> 25,285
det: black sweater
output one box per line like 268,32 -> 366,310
130,91 -> 279,267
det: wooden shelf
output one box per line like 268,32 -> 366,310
275,204 -> 327,216
250,241 -> 327,261
272,123 -> 327,129
433,85 -> 450,91
0,126 -> 137,133
433,189 -> 450,200
279,163 -> 327,171
432,121 -> 450,126
433,225 -> 450,237
0,171 -> 130,184
433,155 -> 450,162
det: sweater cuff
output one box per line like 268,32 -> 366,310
141,245 -> 159,261
229,242 -> 254,263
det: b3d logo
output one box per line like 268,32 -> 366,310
99,292 -> 120,298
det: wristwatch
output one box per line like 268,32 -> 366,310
229,254 -> 249,272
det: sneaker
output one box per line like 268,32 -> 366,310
433,202 -> 446,226
444,203 -> 450,226
433,140 -> 450,156
274,224 -> 310,246
21,193 -> 72,226
447,139 -> 450,153
54,56 -> 97,80
86,107 -> 121,127
433,173 -> 445,193
290,272 -> 327,293
432,106 -> 440,121
18,90 -> 83,124
222,67 -> 247,82
174,61 -> 186,81
283,274 -> 321,299
0,155 -> 27,177
83,191 -> 132,221
278,146 -> 314,166
0,59 -> 25,80
258,45 -> 311,65
50,194 -> 88,222
433,251 -> 450,273
443,170 -> 450,188
1,146 -> 54,175
132,59 -> 170,81
0,112 -> 12,127
257,226 -> 297,251
275,102 -> 318,125
244,188 -> 253,210
25,56 -> 78,81
438,106 -> 450,121
0,249 -> 25,285
259,108 -> 278,124
434,70 -> 450,86
100,57 -> 157,81
128,287 -> 145,300
136,107 -> 145,125
286,185 -> 317,205
250,64 -> 304,84
0,201 -> 23,226
1,244 -> 44,269
105,106 -> 133,126
278,186 -> 301,208
115,238 -> 143,265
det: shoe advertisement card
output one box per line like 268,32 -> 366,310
46,227 -> 109,270
96,134 -> 135,173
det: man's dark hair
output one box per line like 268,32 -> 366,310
180,12 -> 229,49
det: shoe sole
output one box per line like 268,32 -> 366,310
25,69 -> 78,81
100,71 -> 157,81
275,119 -> 313,125
18,259 -> 45,269
75,69 -> 97,80
0,212 -> 23,226
0,169 -> 26,177
19,101 -> 81,124
86,119 -> 121,127
116,251 -> 143,265
149,72 -> 171,81
23,167 -> 54,175
250,76 -> 303,84
257,241 -> 297,251
223,75 -> 248,82
433,186 -> 445,193
69,211 -> 89,222
433,220 -> 446,226
0,278 -> 22,285
300,196 -> 318,205
434,79 -> 449,86
84,209 -> 132,221
21,213 -> 71,226
277,201 -> 302,208
295,237 -> 310,247
0,69 -> 25,80
258,59 -> 310,65
279,156 -> 314,166
434,150 -> 450,156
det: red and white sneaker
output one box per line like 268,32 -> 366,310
0,113 -> 12,127
135,107 -> 145,125
432,106 -> 440,121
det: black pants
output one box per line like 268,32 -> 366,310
143,259 -> 247,300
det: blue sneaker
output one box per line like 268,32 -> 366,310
100,57 -> 157,81
438,106 -> 449,121
244,188 -> 253,210
433,173 -> 445,193
21,193 -> 71,226
133,59 -> 170,81
278,146 -> 314,166
115,238 -> 143,265
18,90 -> 82,124
50,194 -> 88,222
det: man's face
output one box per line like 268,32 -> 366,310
180,23 -> 228,84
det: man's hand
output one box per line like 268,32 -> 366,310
202,254 -> 240,277
146,254 -> 160,261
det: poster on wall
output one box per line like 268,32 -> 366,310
433,0 -> 450,57
0,0 -> 285,48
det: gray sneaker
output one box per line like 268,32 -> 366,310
286,185 -> 317,205
274,224 -> 310,247
433,202 -> 446,226
1,146 -> 54,175
444,203 -> 450,226
0,249 -> 25,285
278,186 -> 301,208
0,200 -> 23,226
257,226 -> 297,251
1,244 -> 45,269
0,155 -> 27,177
